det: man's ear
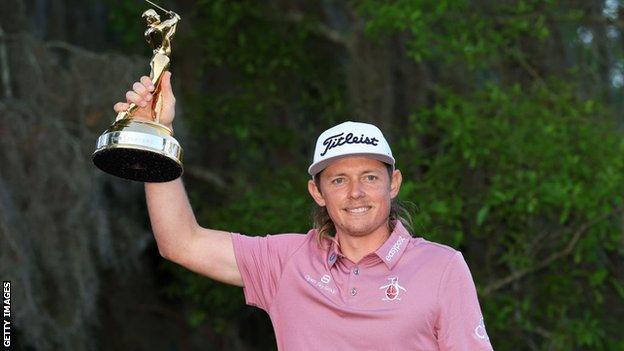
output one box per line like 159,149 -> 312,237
390,169 -> 402,199
308,179 -> 326,207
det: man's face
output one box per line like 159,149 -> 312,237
308,156 -> 402,239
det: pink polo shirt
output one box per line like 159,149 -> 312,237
231,222 -> 493,350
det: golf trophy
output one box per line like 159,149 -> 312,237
93,1 -> 183,182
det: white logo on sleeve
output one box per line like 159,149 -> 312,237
379,277 -> 406,301
320,275 -> 331,284
474,317 -> 490,341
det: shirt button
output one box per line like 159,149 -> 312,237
350,287 -> 357,296
328,253 -> 337,264
353,267 -> 359,275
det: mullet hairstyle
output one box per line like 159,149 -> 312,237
312,164 -> 412,247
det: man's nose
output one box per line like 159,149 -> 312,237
348,180 -> 365,199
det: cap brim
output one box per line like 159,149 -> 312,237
308,153 -> 395,177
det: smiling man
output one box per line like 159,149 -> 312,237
117,74 -> 493,350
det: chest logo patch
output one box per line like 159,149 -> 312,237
379,277 -> 406,301
304,274 -> 336,295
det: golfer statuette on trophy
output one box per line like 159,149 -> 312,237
93,1 -> 183,182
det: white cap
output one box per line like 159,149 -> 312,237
308,121 -> 395,176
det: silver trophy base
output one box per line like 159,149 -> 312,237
92,119 -> 183,182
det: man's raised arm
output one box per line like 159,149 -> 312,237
114,72 -> 242,286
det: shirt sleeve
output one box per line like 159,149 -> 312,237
436,251 -> 493,351
231,233 -> 305,311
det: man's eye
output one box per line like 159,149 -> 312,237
365,175 -> 378,181
331,178 -> 345,185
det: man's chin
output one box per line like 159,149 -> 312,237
337,223 -> 381,238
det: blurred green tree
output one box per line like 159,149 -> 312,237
102,0 -> 624,349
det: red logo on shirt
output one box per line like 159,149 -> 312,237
379,277 -> 406,301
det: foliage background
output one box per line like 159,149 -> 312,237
1,0 -> 624,350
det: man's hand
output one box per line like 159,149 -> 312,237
113,71 -> 176,129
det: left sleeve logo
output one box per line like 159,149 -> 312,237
474,317 -> 490,342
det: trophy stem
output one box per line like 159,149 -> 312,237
149,53 -> 170,125
115,104 -> 139,122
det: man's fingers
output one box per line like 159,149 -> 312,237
113,76 -> 158,115
133,82 -> 152,101
140,76 -> 155,91
113,102 -> 129,113
126,91 -> 148,107
160,71 -> 175,102
162,71 -> 171,90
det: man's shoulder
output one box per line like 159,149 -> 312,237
407,236 -> 459,262
232,230 -> 316,265
266,229 -> 315,242
263,229 -> 317,252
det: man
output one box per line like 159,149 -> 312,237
115,72 -> 494,350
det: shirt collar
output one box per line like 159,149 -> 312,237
325,221 -> 412,269
374,221 -> 412,269
326,240 -> 342,267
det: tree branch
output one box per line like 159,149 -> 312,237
184,165 -> 226,188
45,40 -> 108,61
280,11 -> 351,47
482,209 -> 618,296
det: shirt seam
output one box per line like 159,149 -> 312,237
231,233 -> 258,307
266,233 -> 312,312
435,250 -> 460,324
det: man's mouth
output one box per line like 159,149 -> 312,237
344,206 -> 372,214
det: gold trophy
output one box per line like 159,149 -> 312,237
93,1 -> 183,182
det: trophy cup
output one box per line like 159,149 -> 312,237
93,1 -> 183,182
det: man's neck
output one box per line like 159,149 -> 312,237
336,224 -> 391,263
